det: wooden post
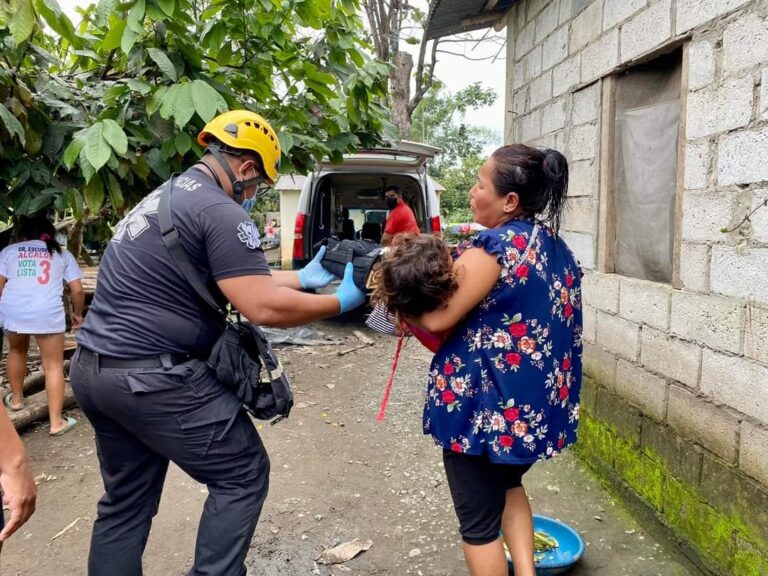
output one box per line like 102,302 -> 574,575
597,76 -> 617,274
672,42 -> 690,290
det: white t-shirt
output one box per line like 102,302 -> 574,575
0,240 -> 83,334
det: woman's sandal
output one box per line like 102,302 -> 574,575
49,416 -> 78,436
3,392 -> 23,412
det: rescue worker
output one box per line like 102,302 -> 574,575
380,185 -> 419,246
70,110 -> 366,576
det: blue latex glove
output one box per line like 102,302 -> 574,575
297,246 -> 337,289
334,262 -> 366,313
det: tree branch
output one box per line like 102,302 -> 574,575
409,37 -> 438,116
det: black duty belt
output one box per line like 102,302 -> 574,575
77,346 -> 197,369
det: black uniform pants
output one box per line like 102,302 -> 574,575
70,349 -> 270,576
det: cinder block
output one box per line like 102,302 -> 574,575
583,303 -> 597,342
516,0 -> 527,30
620,0 -> 672,62
667,385 -> 740,463
553,54 -> 581,96
513,87 -> 528,116
542,26 -> 569,71
681,190 -> 745,243
744,302 -> 768,365
683,140 -> 711,190
640,419 -> 703,485
603,0 -> 646,30
679,242 -> 710,293
701,349 -> 768,423
597,311 -> 640,360
583,342 -> 618,387
616,359 -> 668,421
559,0 -> 573,25
570,1 -> 602,53
541,97 -> 567,134
581,28 -> 619,84
568,159 -> 598,197
521,109 -> 542,142
530,70 -> 553,109
535,0 -> 560,42
567,122 -> 598,160
640,326 -> 701,388
513,59 -> 525,87
688,40 -> 715,91
676,0 -> 751,35
582,271 -> 620,313
750,190 -> 768,243
718,127 -> 768,186
516,20 -> 536,57
561,196 -> 596,234
560,231 -> 595,268
530,134 -> 556,149
595,387 -> 642,443
527,0 -> 549,22
686,77 -> 753,139
711,246 -> 768,305
523,44 -> 543,82
762,68 -> 768,120
740,422 -> 768,487
618,277 -> 671,331
723,13 -> 768,75
580,374 -> 598,414
700,454 -> 768,548
670,291 -> 743,354
571,83 -> 599,125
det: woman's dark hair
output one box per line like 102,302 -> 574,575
18,215 -> 61,255
371,234 -> 457,319
490,144 -> 569,234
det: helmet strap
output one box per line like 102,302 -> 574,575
199,158 -> 223,189
208,145 -> 245,198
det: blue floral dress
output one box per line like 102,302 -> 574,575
424,218 -> 583,464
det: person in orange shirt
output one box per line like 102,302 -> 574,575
381,185 -> 419,246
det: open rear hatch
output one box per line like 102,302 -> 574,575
316,141 -> 440,171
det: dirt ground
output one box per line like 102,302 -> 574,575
1,322 -> 702,576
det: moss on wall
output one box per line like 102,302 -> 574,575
576,405 -> 768,575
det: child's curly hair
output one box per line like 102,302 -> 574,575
370,234 -> 458,319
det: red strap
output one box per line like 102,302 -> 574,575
376,333 -> 406,421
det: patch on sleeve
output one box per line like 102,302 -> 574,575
237,221 -> 261,249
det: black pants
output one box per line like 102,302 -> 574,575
70,349 -> 270,576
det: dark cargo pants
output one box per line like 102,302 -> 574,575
70,348 -> 270,576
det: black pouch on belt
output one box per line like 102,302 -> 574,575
206,321 -> 293,422
320,237 -> 383,291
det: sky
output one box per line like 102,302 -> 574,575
56,0 -> 508,145
403,0 -> 508,145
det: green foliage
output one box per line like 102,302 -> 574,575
408,81 -> 499,224
437,155 -> 483,223
0,0 -> 392,224
410,80 -> 499,180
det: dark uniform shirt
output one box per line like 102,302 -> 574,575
77,167 -> 270,358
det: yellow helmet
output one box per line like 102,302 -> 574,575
197,110 -> 281,185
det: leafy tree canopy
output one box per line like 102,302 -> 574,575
0,0 -> 393,223
409,80 -> 498,180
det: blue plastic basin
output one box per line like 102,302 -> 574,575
505,514 -> 585,575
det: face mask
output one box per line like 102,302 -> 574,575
242,195 -> 256,213
385,198 -> 398,209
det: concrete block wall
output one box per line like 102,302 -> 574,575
504,1 -> 768,573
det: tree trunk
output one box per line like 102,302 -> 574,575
9,384 -> 77,431
68,218 -> 85,264
390,50 -> 414,138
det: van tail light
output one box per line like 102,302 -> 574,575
430,216 -> 442,237
293,212 -> 306,260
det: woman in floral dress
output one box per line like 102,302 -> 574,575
378,144 -> 583,576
